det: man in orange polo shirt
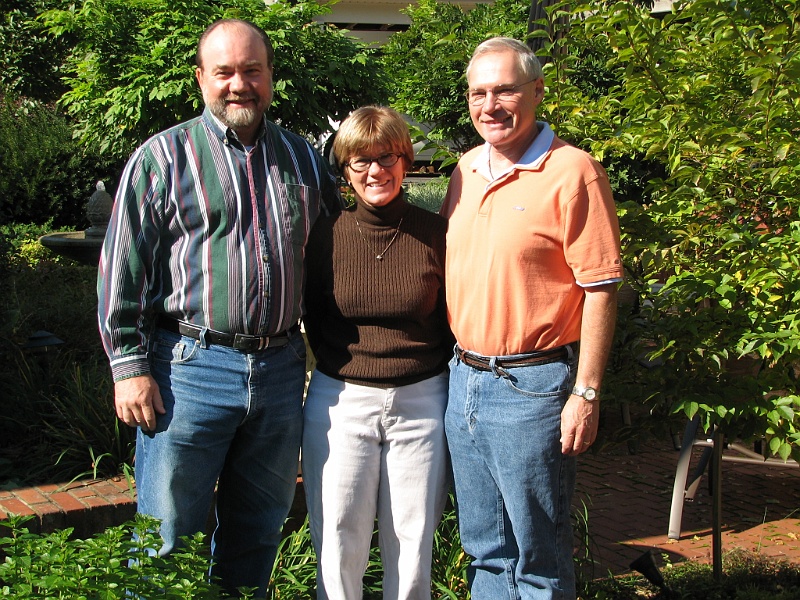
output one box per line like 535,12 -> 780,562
441,37 -> 623,599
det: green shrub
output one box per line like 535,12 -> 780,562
0,1 -> 72,103
406,177 -> 449,213
0,93 -> 121,228
0,513 -> 252,598
39,0 -> 388,161
5,508 -> 796,599
0,229 -> 126,487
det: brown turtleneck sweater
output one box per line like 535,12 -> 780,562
303,195 -> 452,388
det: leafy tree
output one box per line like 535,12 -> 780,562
39,0 -> 388,160
382,0 -> 529,156
0,0 -> 72,102
571,0 -> 800,458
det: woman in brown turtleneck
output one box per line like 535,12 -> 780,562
302,106 -> 452,600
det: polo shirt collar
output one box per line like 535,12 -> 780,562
470,121 -> 555,181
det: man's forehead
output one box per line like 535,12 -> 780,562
199,24 -> 268,63
468,52 -> 520,85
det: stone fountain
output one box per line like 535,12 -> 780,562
39,181 -> 113,266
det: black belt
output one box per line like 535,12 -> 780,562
456,343 -> 576,372
157,316 -> 297,353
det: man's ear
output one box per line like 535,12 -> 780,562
533,78 -> 545,99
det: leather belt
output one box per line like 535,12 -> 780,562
455,343 -> 576,372
157,316 -> 297,353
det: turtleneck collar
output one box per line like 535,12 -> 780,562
350,191 -> 410,227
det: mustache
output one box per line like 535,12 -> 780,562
224,95 -> 257,103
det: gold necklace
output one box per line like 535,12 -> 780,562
353,215 -> 404,261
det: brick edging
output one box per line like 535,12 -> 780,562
1,476 -> 307,541
0,476 -> 137,539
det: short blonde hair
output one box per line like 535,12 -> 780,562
332,106 -> 414,175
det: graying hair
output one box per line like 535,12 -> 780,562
466,37 -> 543,81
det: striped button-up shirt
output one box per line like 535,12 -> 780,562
98,109 -> 340,382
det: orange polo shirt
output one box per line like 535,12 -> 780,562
441,125 -> 623,357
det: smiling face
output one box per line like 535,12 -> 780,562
346,145 -> 406,208
195,22 -> 273,145
467,49 -> 544,161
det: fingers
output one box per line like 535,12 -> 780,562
114,375 -> 162,431
561,434 -> 595,456
560,396 -> 599,455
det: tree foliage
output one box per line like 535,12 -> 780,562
568,0 -> 800,458
382,0 -> 529,155
0,0 -> 72,102
0,95 -> 120,228
389,0 -> 800,458
39,0 -> 388,160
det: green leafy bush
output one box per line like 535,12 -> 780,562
39,0 -> 388,161
0,513 -> 251,598
0,93 -> 120,228
382,0 -> 529,156
385,0 -> 800,458
4,508 -> 796,599
0,1 -> 72,103
573,0 -> 800,458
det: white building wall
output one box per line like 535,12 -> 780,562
286,0 -> 491,45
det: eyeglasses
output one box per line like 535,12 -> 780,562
345,153 -> 402,173
465,78 -> 537,106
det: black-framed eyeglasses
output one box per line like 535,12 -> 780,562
465,78 -> 537,106
345,153 -> 402,173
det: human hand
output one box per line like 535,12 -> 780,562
114,374 -> 165,431
560,393 -> 599,455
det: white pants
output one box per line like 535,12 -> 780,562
302,371 -> 449,600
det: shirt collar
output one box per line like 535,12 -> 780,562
470,121 -> 555,181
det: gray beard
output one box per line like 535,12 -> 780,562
208,100 -> 263,131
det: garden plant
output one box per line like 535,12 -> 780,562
3,509 -> 799,598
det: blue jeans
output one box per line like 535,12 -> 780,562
137,326 -> 307,597
445,350 -> 577,600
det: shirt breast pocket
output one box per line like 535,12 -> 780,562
279,183 -> 321,247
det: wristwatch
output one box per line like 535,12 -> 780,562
571,386 -> 598,402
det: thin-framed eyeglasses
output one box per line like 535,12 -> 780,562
465,78 -> 538,106
345,153 -> 402,173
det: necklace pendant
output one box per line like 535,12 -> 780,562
353,214 -> 403,263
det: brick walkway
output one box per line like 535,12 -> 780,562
574,424 -> 800,578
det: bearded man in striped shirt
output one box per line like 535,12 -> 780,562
98,19 -> 340,597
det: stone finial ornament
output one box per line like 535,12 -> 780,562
85,181 -> 114,238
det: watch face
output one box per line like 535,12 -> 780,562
584,387 -> 597,401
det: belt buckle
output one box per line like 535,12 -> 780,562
232,333 -> 265,353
